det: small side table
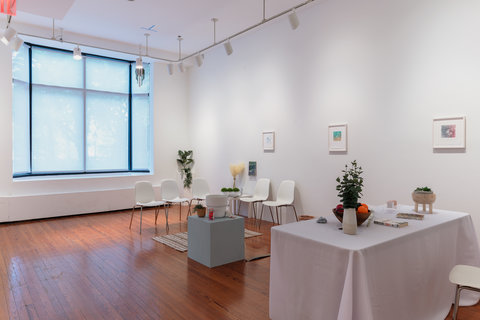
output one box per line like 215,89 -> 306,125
188,215 -> 245,268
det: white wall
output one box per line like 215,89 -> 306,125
188,0 -> 480,236
0,48 -> 190,222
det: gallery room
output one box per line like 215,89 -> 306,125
1,0 -> 480,319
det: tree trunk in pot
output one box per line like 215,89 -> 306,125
343,208 -> 357,235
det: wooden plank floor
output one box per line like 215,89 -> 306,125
0,207 -> 478,320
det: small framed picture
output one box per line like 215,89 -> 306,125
433,116 -> 466,149
328,123 -> 347,152
248,161 -> 257,176
263,131 -> 275,151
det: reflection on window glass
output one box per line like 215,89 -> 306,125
12,45 -> 29,82
132,95 -> 151,169
86,57 -> 129,93
32,86 -> 84,172
86,91 -> 129,171
32,47 -> 84,88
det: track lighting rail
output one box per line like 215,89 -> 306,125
14,0 -> 317,64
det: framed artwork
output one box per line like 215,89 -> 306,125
328,123 -> 348,152
263,131 -> 275,151
433,116 -> 466,149
248,161 -> 257,176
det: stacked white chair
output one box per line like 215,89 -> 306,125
161,179 -> 190,221
129,181 -> 167,234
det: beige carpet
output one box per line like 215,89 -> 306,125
153,229 -> 263,252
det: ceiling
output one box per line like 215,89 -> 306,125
8,0 -> 309,60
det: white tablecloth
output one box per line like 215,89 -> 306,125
269,206 -> 480,320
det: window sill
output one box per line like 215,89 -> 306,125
13,171 -> 152,182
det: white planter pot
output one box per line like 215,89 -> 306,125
343,208 -> 357,235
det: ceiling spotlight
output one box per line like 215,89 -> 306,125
178,62 -> 185,73
1,27 -> 16,45
11,36 -> 23,51
136,57 -> 143,69
167,63 -> 174,75
224,40 -> 233,56
195,54 -> 204,67
288,9 -> 300,30
73,45 -> 82,60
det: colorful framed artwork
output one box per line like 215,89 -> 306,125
328,123 -> 347,152
263,131 -> 275,151
248,161 -> 257,176
433,116 -> 466,149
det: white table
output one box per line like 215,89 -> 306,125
269,206 -> 480,320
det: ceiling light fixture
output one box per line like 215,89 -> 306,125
288,9 -> 300,30
195,54 -> 204,67
224,40 -> 233,56
1,26 -> 16,45
167,63 -> 174,75
11,35 -> 23,51
135,34 -> 149,86
73,45 -> 82,60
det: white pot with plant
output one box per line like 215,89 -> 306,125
336,160 -> 364,235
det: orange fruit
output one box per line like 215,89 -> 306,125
361,203 -> 368,210
357,205 -> 369,214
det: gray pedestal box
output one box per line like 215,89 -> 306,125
188,215 -> 245,268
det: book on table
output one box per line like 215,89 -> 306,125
374,219 -> 408,228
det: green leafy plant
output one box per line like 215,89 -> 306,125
221,187 -> 228,192
232,187 -> 240,192
415,186 -> 432,192
336,160 -> 364,209
177,150 -> 194,189
194,204 -> 205,211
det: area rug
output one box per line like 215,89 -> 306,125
152,229 -> 263,252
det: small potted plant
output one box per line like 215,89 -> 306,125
221,187 -> 241,197
194,204 -> 206,217
336,160 -> 364,235
412,186 -> 436,213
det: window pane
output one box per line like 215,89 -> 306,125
132,63 -> 150,94
32,47 -> 84,88
86,57 -> 129,93
12,44 -> 29,82
132,94 -> 150,169
12,80 -> 30,174
86,91 -> 128,171
31,86 -> 84,172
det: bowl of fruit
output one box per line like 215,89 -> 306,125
332,203 -> 371,226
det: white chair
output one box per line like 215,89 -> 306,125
188,178 -> 210,216
449,264 -> 480,319
129,181 -> 167,234
260,180 -> 298,225
239,178 -> 270,220
161,179 -> 190,221
206,194 -> 228,218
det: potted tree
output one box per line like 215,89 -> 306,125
177,150 -> 194,189
336,160 -> 364,235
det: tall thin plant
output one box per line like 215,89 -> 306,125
336,160 -> 364,208
177,150 -> 194,189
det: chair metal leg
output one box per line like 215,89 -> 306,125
252,202 -> 258,220
291,205 -> 299,222
154,207 -> 159,225
276,207 -> 280,225
269,206 -> 275,225
238,200 -> 242,216
129,206 -> 135,229
139,206 -> 143,234
453,285 -> 462,320
179,203 -> 182,221
258,205 -> 265,228
187,199 -> 193,216
165,206 -> 169,229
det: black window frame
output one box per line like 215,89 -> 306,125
12,43 -> 151,178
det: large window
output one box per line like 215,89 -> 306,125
12,44 -> 152,177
